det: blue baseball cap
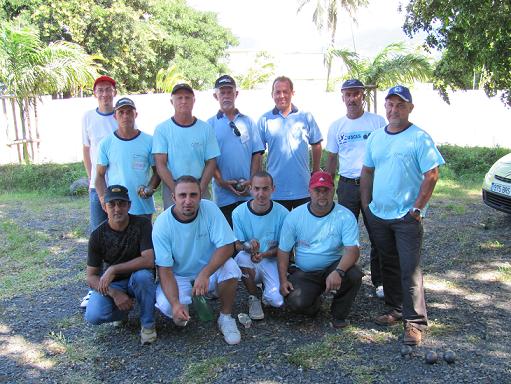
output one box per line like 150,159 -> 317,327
104,185 -> 130,203
341,79 -> 365,91
386,85 -> 412,103
114,97 -> 136,111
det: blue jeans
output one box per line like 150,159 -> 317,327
85,269 -> 156,328
89,188 -> 107,234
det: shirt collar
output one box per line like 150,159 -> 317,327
216,109 -> 244,119
271,104 -> 299,116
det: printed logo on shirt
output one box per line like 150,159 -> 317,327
296,240 -> 311,248
191,141 -> 203,149
337,130 -> 372,146
132,154 -> 147,171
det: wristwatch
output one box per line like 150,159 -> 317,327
411,207 -> 422,217
335,268 -> 346,279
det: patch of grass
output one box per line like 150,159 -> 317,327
53,313 -> 84,330
0,162 -> 86,196
0,219 -> 81,300
497,264 -> 511,282
479,240 -> 505,251
428,320 -> 456,336
444,203 -> 466,214
176,356 -> 228,384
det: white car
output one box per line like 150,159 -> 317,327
482,153 -> 511,214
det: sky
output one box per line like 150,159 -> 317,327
187,0 -> 427,79
187,0 -> 416,52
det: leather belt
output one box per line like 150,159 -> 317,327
339,176 -> 360,185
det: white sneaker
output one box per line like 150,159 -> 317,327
217,315 -> 241,345
80,290 -> 92,308
248,295 -> 264,320
140,327 -> 157,345
375,285 -> 384,299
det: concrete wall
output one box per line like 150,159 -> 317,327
1,84 -> 510,165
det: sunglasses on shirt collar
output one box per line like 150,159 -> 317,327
229,121 -> 241,137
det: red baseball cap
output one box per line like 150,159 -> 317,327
93,75 -> 116,90
309,171 -> 334,189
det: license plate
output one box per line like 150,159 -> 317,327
490,182 -> 511,196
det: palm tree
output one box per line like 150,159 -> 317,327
155,63 -> 184,93
0,23 -> 100,163
297,0 -> 368,90
332,42 -> 432,110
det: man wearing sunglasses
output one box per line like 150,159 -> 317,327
85,185 -> 157,345
208,75 -> 264,227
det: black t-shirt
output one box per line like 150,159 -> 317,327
87,215 -> 153,281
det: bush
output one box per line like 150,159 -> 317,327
437,145 -> 511,178
0,162 -> 86,195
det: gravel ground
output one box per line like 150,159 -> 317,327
0,195 -> 510,383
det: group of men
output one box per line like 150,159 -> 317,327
81,74 -> 444,347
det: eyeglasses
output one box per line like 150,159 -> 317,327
106,200 -> 129,208
229,121 -> 241,137
95,87 -> 115,95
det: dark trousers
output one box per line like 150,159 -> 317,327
275,197 -> 310,211
365,208 -> 427,329
220,201 -> 243,228
285,262 -> 363,320
337,178 -> 382,287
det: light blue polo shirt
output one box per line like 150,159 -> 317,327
232,200 -> 288,253
364,124 -> 445,220
279,203 -> 359,272
152,117 -> 220,179
97,131 -> 155,215
258,105 -> 323,200
153,199 -> 236,277
207,110 -> 264,207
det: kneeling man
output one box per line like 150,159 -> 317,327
278,172 -> 363,328
153,176 -> 242,345
233,171 -> 288,320
85,185 -> 157,345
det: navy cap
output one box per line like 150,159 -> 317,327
215,75 -> 236,89
104,185 -> 130,203
341,79 -> 365,91
171,83 -> 194,95
114,97 -> 136,111
386,85 -> 412,103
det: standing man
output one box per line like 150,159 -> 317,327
360,85 -> 445,346
153,176 -> 242,345
277,171 -> 363,328
326,79 -> 386,299
153,83 -> 220,210
84,185 -> 157,345
80,75 -> 118,308
96,98 -> 160,220
232,171 -> 288,320
258,76 -> 323,211
208,75 -> 264,227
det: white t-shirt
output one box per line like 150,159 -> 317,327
82,108 -> 117,188
326,112 -> 385,178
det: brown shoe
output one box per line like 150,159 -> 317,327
403,324 -> 422,346
374,310 -> 402,326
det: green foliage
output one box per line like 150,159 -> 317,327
403,0 -> 511,106
4,0 -> 237,92
0,162 -> 86,195
437,144 -> 511,178
156,62 -> 184,93
297,0 -> 369,91
235,51 -> 275,90
330,42 -> 432,108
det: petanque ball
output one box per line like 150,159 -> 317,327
444,350 -> 456,364
425,350 -> 438,364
